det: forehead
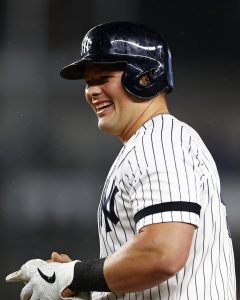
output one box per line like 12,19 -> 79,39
82,63 -> 125,79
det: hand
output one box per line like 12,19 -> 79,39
50,252 -> 75,297
51,252 -> 72,263
6,259 -> 91,300
6,259 -> 46,284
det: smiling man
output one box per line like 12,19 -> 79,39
83,63 -> 169,142
7,22 -> 236,300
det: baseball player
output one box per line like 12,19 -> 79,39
6,22 -> 236,300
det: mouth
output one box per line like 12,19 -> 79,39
95,101 -> 113,114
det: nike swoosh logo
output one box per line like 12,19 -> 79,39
38,268 -> 56,284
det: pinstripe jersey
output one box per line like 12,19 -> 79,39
92,114 -> 236,300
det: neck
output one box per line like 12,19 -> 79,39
119,95 -> 169,143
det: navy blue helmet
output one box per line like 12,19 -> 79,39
60,22 -> 173,99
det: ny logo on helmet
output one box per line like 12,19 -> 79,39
81,36 -> 92,55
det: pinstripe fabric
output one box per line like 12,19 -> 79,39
92,115 -> 236,300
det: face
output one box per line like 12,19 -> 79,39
83,64 -> 151,141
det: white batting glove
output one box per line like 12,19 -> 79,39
6,259 -> 91,300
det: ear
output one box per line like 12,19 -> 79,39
139,74 -> 151,86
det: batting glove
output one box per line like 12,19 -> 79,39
6,259 -> 91,300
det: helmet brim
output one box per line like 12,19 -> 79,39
60,59 -> 90,80
60,54 -> 128,80
60,53 -> 159,80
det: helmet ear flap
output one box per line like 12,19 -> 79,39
122,63 -> 170,100
121,64 -> 144,99
138,68 -> 162,87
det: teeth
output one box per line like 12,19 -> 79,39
95,101 -> 112,111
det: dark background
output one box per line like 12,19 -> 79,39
0,0 -> 239,298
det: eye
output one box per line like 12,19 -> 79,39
85,76 -> 113,87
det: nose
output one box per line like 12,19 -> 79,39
85,84 -> 103,100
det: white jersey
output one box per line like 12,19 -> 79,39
92,114 -> 236,300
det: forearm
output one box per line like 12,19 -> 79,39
68,223 -> 194,294
104,230 -> 175,293
69,238 -> 172,294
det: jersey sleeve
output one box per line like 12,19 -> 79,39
124,125 -> 203,233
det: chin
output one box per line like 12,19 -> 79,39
98,121 -> 110,132
98,120 -> 118,136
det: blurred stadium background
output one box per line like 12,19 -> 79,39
0,0 -> 239,298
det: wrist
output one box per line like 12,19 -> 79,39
68,258 -> 111,292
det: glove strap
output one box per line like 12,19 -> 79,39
68,258 -> 111,292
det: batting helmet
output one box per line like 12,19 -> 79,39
60,22 -> 173,99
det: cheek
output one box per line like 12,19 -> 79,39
85,89 -> 91,104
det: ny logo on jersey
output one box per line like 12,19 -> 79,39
101,183 -> 119,232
